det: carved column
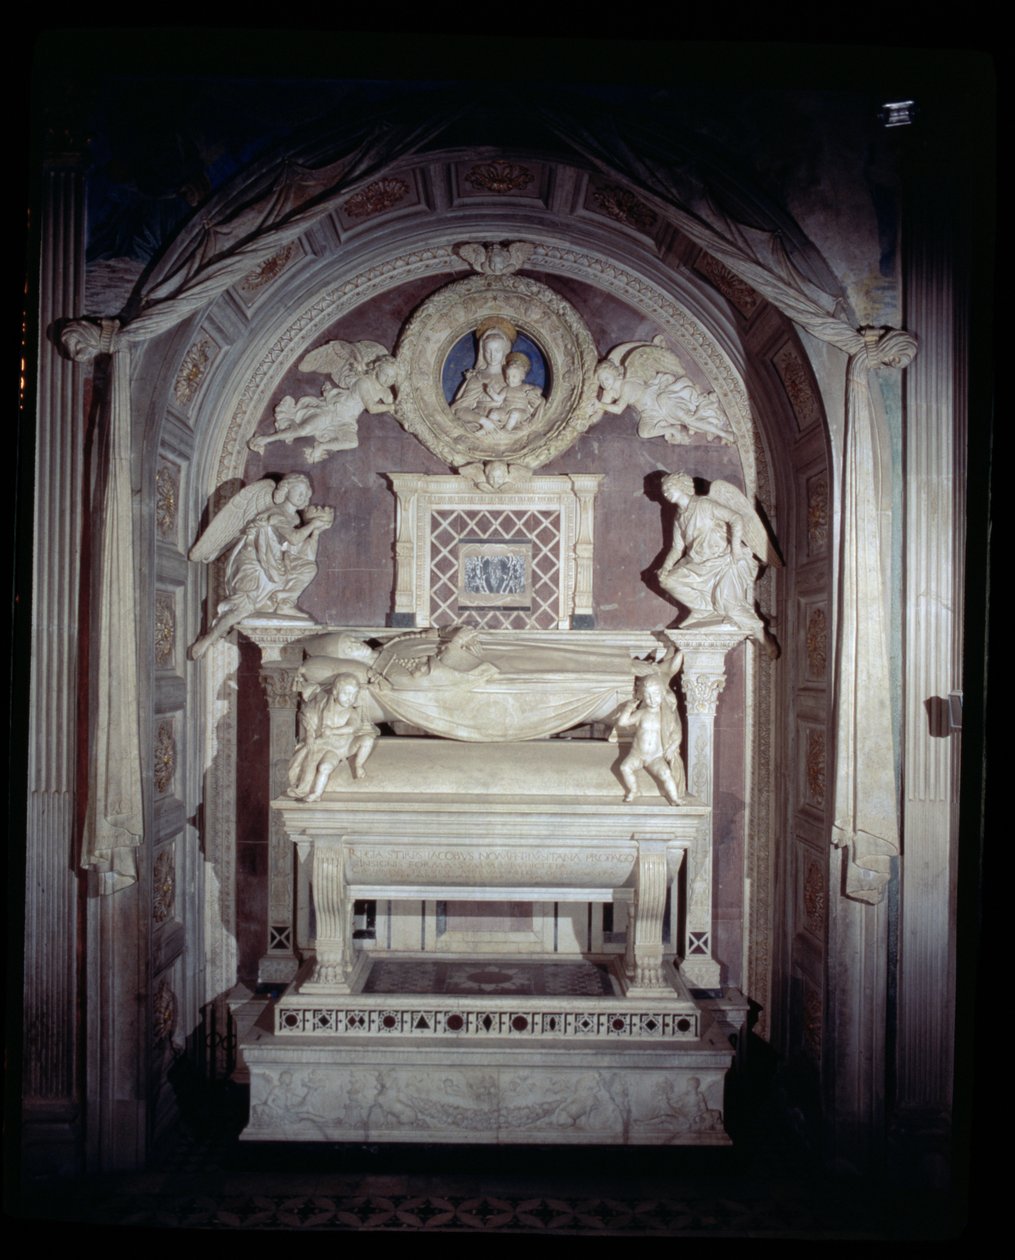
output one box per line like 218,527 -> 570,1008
891,131 -> 968,1182
244,622 -> 313,984
23,146 -> 86,1173
258,664 -> 301,983
389,474 -> 418,627
569,475 -> 601,628
668,628 -> 748,989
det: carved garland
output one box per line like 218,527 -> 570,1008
392,273 -> 600,469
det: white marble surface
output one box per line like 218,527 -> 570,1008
243,1022 -> 734,1145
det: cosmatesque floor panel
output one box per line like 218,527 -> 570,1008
363,958 -> 615,997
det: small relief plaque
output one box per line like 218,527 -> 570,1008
457,541 -> 532,610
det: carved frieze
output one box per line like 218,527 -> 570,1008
806,472 -> 829,556
342,178 -> 409,220
805,728 -> 826,808
803,856 -> 825,939
154,593 -> 176,668
589,183 -> 658,233
805,605 -> 828,681
155,463 -> 179,539
773,342 -> 821,430
246,1062 -> 727,1144
154,719 -> 176,796
173,337 -> 213,408
695,252 -> 761,317
153,978 -> 177,1043
464,160 -> 534,195
802,983 -> 822,1060
239,242 -> 298,298
153,847 -> 176,925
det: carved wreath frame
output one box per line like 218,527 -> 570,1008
392,273 -> 600,468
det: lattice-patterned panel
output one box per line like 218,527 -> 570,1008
430,508 -> 562,629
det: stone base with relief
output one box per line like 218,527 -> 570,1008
241,735 -> 744,1145
243,1012 -> 736,1146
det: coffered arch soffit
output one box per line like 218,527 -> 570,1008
146,149 -> 831,525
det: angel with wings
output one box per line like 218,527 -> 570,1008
248,340 -> 397,464
594,337 -> 734,445
188,474 -> 333,660
659,473 -> 781,652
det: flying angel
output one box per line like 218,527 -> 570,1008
593,336 -> 734,445
249,339 -> 397,464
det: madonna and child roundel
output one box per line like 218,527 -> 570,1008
392,273 -> 600,469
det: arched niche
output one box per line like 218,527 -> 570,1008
134,146 -> 838,1093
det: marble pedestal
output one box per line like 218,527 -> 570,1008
275,738 -> 716,997
241,737 -> 740,1146
243,992 -> 735,1146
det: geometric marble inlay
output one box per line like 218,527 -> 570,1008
276,1002 -> 699,1042
430,508 -> 562,629
365,958 -> 614,997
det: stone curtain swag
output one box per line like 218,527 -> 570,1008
61,98 -> 914,903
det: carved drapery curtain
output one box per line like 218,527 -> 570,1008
64,111 -> 454,891
541,109 -> 916,903
65,101 -> 914,902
